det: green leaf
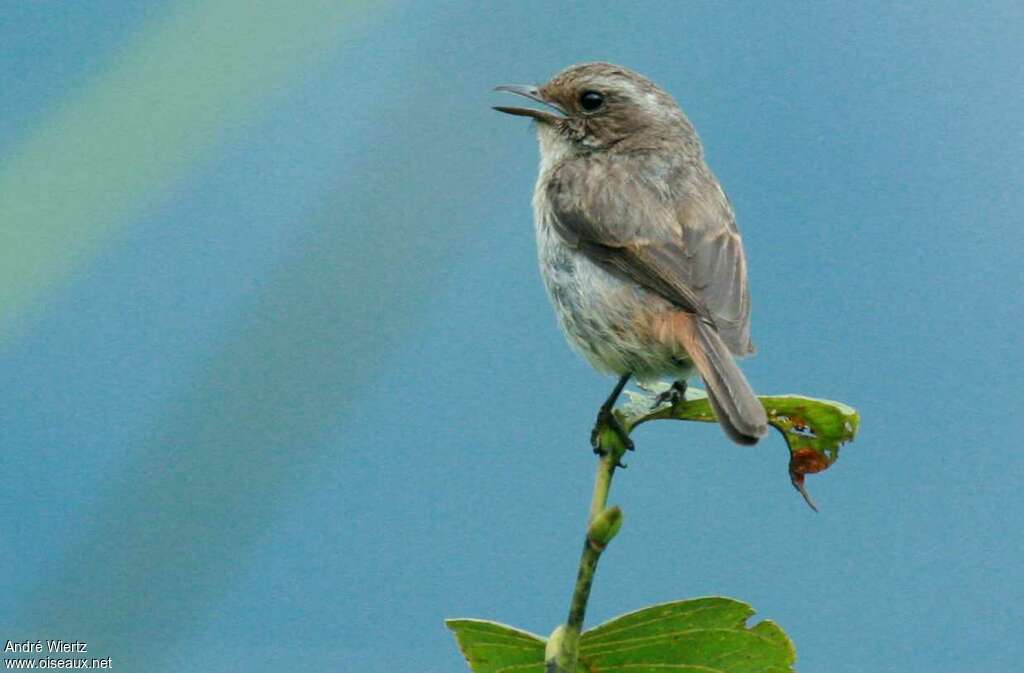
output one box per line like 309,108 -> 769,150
579,597 -> 794,673
447,598 -> 795,673
619,386 -> 860,509
446,619 -> 546,673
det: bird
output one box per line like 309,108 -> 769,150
493,62 -> 768,448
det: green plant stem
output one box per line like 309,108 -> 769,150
588,449 -> 616,523
570,452 -> 616,629
551,437 -> 623,673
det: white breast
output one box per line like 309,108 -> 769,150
530,161 -> 689,383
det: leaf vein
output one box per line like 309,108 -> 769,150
582,626 -> 783,655
583,604 -> 729,642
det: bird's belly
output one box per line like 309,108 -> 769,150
534,217 -> 691,382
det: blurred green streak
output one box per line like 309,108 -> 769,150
21,118 -> 474,670
9,3 -> 486,666
0,0 -> 371,347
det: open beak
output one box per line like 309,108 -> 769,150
492,84 -> 566,124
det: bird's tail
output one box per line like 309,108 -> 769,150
672,313 -> 768,445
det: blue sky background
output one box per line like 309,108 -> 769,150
1,2 -> 1022,671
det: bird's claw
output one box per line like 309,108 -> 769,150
651,380 -> 687,410
591,407 -> 634,455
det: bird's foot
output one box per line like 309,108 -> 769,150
591,406 -> 634,457
651,380 -> 687,410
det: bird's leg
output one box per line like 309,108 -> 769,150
652,379 -> 687,409
590,373 -> 634,456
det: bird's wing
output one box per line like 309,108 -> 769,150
545,154 -> 753,355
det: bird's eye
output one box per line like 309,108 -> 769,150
579,91 -> 604,112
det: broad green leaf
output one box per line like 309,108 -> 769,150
447,597 -> 795,673
579,597 -> 794,673
620,386 -> 859,509
446,619 -> 546,673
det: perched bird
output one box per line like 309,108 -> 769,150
494,62 -> 768,447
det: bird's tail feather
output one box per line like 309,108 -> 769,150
674,313 -> 768,445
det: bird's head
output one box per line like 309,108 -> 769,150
494,62 -> 697,156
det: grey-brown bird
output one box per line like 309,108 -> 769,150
494,62 -> 768,447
